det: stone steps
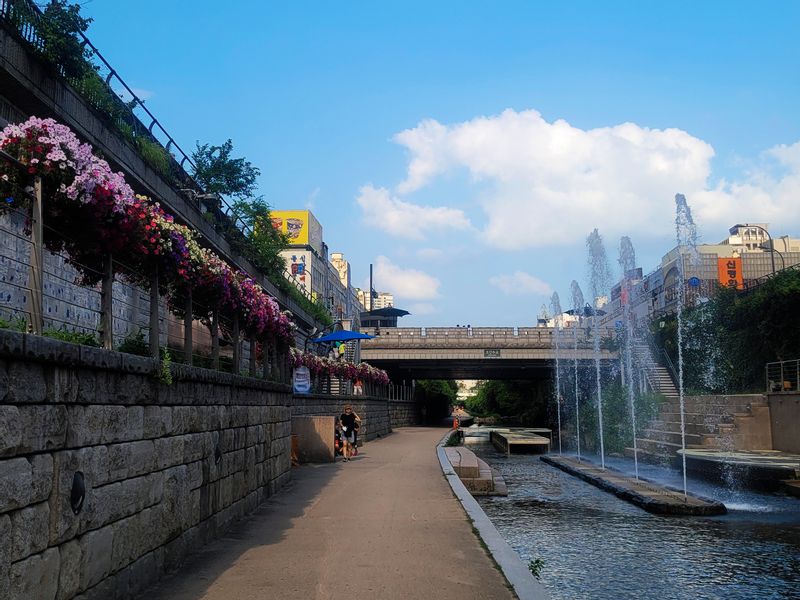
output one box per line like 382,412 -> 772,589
444,445 -> 507,496
641,428 -> 703,446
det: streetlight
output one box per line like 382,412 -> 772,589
733,223 -> 775,275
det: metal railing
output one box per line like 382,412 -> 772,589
0,0 -> 315,305
766,359 -> 800,393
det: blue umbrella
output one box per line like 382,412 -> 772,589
309,330 -> 375,343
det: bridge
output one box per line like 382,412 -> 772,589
359,326 -> 618,381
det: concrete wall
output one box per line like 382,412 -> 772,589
767,393 -> 800,453
0,330 -> 292,600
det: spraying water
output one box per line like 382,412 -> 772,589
675,193 -> 700,499
570,281 -> 585,461
587,229 -> 611,469
619,236 -> 640,479
551,292 -> 563,455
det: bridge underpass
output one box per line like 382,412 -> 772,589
359,326 -> 618,383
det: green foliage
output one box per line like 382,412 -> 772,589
228,198 -> 289,277
0,316 -> 27,331
157,347 -> 173,385
528,558 -> 545,580
42,327 -> 99,346
467,380 -> 549,426
38,0 -> 93,79
444,432 -> 462,446
579,382 -> 665,454
651,268 -> 800,393
417,380 -> 458,404
191,140 -> 260,200
117,330 -> 150,356
136,137 -> 172,176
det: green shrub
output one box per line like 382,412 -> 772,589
0,316 -> 27,331
136,137 -> 172,176
117,330 -> 150,356
42,327 -> 99,346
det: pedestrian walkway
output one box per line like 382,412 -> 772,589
144,427 -> 517,600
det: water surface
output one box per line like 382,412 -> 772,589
473,443 -> 800,600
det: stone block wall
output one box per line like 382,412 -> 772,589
291,395 -> 392,441
389,399 -> 419,428
0,330 -> 292,600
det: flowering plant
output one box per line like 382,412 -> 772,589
0,117 -> 294,343
288,349 -> 390,385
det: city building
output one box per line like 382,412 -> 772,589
271,210 -> 362,326
356,288 -> 394,311
601,224 -> 800,328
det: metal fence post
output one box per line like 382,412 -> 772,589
211,307 -> 219,370
262,338 -> 270,379
232,314 -> 240,375
26,176 -> 44,335
149,267 -> 159,358
249,337 -> 256,376
100,253 -> 114,349
183,290 -> 193,366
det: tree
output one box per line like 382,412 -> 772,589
191,140 -> 260,200
38,1 -> 93,80
231,197 -> 289,277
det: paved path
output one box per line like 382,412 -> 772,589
144,427 -> 517,600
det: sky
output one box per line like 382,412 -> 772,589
81,1 -> 800,327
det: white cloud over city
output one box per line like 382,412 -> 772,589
372,255 -> 440,300
489,271 -> 552,296
356,184 -> 470,240
372,108 -> 800,249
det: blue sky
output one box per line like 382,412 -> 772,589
83,1 -> 800,326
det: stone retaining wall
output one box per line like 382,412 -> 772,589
291,394 -> 391,440
388,399 -> 419,429
0,330 -> 292,600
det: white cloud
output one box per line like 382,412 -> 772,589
305,187 -> 320,210
408,302 -> 436,315
391,108 -> 800,249
416,247 -> 445,260
372,255 -> 440,300
489,271 -> 552,296
356,184 -> 471,239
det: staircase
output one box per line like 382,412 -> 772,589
630,394 -> 770,464
631,342 -> 678,400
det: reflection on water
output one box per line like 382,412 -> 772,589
472,443 -> 800,600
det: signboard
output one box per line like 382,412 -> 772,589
717,257 -> 743,289
271,210 -> 310,245
281,250 -> 312,293
484,349 -> 501,358
293,366 -> 311,394
269,210 -> 324,254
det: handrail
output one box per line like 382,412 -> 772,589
0,0 -> 266,262
660,349 -> 679,386
765,358 -> 800,392
0,0 -> 320,310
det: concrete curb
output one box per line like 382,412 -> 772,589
437,432 -> 550,600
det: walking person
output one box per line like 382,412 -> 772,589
340,404 -> 357,462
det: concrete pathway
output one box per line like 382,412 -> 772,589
144,427 -> 517,600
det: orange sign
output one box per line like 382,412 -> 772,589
717,257 -> 743,289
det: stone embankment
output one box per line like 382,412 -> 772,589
444,445 -> 507,496
0,330 -> 293,600
541,455 -> 727,516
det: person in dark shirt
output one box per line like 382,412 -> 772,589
340,404 -> 357,462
